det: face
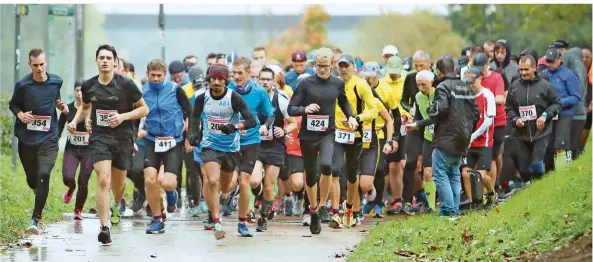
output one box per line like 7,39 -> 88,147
383,54 -> 394,65
417,79 -> 433,94
413,58 -> 431,72
250,68 -> 261,82
332,53 -> 341,67
96,49 -> 116,73
484,43 -> 494,60
147,69 -> 166,84
495,48 -> 506,64
583,49 -> 592,69
170,72 -> 184,85
74,86 -> 82,100
217,57 -> 226,64
209,76 -> 226,93
389,73 -> 400,81
29,53 -> 47,78
519,60 -> 536,80
314,58 -> 332,79
206,58 -> 216,67
338,62 -> 353,80
232,64 -> 250,86
259,71 -> 274,91
252,50 -> 266,63
293,61 -> 306,74
548,58 -> 562,70
365,75 -> 379,88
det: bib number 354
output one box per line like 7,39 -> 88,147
307,115 -> 329,131
27,115 -> 51,132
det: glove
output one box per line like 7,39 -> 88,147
219,124 -> 237,135
355,116 -> 363,126
187,132 -> 201,147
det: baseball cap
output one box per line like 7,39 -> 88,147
458,56 -> 469,68
538,56 -> 548,66
382,45 -> 399,56
264,64 -> 282,76
471,53 -> 489,72
545,48 -> 562,62
403,57 -> 412,71
168,60 -> 185,74
292,49 -> 307,62
463,67 -> 482,83
188,65 -> 205,83
184,61 -> 196,73
550,39 -> 569,49
337,53 -> 355,66
461,46 -> 471,57
385,56 -> 403,75
361,62 -> 382,77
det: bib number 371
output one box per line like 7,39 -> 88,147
307,115 -> 329,131
27,115 -> 51,131
155,137 -> 176,153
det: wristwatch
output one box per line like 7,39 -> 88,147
542,112 -> 548,119
386,140 -> 394,146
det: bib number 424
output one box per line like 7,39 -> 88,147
307,115 -> 329,131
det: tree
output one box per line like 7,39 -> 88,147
352,10 -> 467,61
265,5 -> 331,65
83,5 -> 107,78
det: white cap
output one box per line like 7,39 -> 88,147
382,45 -> 399,56
265,64 -> 282,76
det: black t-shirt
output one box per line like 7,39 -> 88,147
81,74 -> 143,139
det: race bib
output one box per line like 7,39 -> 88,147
427,124 -> 435,135
518,105 -> 537,121
362,129 -> 372,143
260,126 -> 273,141
207,117 -> 228,135
335,129 -> 355,144
306,115 -> 329,131
27,115 -> 50,132
96,109 -> 117,127
155,137 -> 176,153
69,131 -> 89,146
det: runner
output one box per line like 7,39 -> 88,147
506,55 -> 562,183
253,66 -> 298,232
57,79 -> 94,220
67,45 -> 149,244
227,57 -> 275,237
9,48 -> 69,234
284,49 -> 315,91
252,46 -> 267,63
329,53 -> 378,228
187,63 -> 257,240
288,47 -> 359,234
141,59 -> 192,234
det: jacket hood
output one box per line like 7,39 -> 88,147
519,72 -> 543,84
495,40 -> 512,69
562,47 -> 584,69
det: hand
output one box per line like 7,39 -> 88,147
187,132 -> 200,147
515,119 -> 525,128
85,119 -> 92,132
184,139 -> 194,153
67,121 -> 77,134
108,113 -> 126,128
259,125 -> 268,136
391,140 -> 399,153
18,111 -> 34,124
183,119 -> 189,132
304,103 -> 320,114
382,143 -> 393,154
285,133 -> 294,144
273,126 -> 285,138
219,124 -> 237,135
536,116 -> 546,129
137,129 -> 146,139
405,123 -> 419,131
347,116 -> 359,131
57,102 -> 69,115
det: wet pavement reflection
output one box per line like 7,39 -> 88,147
0,209 -> 371,262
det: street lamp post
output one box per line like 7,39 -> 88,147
159,4 -> 165,62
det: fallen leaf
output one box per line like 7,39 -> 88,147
359,229 -> 368,233
462,227 -> 474,243
429,246 -> 441,251
503,221 -> 508,225
394,250 -> 418,258
497,239 -> 504,244
523,212 -> 530,218
503,252 -> 511,260
495,207 -> 500,213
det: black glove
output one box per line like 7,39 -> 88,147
355,116 -> 363,126
219,124 -> 237,135
187,132 -> 201,147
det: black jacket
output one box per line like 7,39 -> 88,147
505,74 -> 562,142
427,75 -> 479,157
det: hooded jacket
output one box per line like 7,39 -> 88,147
505,73 -> 562,142
490,40 -> 519,85
542,64 -> 581,115
427,74 -> 479,157
561,47 -> 588,119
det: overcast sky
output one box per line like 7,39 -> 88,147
95,4 -> 448,16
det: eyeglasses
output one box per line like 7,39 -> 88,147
315,64 -> 331,70
259,78 -> 274,82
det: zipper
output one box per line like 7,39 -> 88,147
526,83 -> 533,142
157,88 -> 163,137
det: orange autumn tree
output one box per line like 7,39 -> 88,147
265,5 -> 331,65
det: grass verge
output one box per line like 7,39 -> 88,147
0,153 -> 135,245
348,148 -> 592,261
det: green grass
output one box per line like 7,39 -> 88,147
0,153 -> 135,245
348,148 -> 592,261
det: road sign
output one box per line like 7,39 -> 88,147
17,4 -> 28,16
48,5 -> 75,16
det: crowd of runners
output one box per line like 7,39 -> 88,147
9,38 -> 592,243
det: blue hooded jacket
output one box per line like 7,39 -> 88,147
284,67 -> 315,92
543,65 -> 582,115
142,80 -> 185,143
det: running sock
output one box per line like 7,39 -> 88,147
424,181 -> 437,210
212,217 -> 220,223
238,216 -> 248,222
415,190 -> 427,204
346,203 -> 353,210
260,200 -> 273,217
331,208 -> 339,215
251,183 -> 263,198
153,215 -> 162,220
309,206 -> 318,212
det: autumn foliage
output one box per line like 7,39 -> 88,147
265,5 -> 331,65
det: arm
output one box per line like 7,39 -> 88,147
58,109 -> 68,136
121,98 -> 149,121
9,83 -> 24,117
176,86 -> 192,119
356,84 -> 379,122
494,73 -> 506,104
337,82 -> 355,118
231,92 -> 256,130
505,87 -> 521,127
261,90 -> 275,129
560,72 -> 582,109
187,94 -> 205,146
380,108 -> 393,141
427,85 -> 451,119
287,81 -> 306,116
416,118 -> 436,128
391,107 -> 401,141
278,94 -> 298,134
471,92 -> 495,139
401,75 -> 414,113
543,83 -> 562,118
